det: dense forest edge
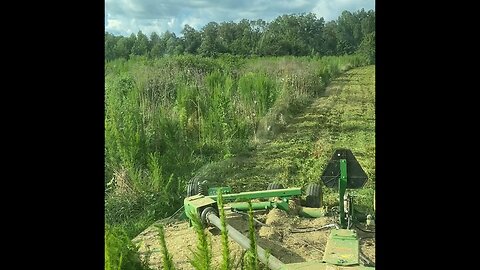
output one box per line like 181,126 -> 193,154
106,9 -> 374,62
105,8 -> 375,270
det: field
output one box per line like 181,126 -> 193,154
104,55 -> 373,238
127,65 -> 376,269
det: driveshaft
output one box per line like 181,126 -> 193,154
205,210 -> 285,270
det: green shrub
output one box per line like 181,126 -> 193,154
105,224 -> 150,270
156,224 -> 176,270
188,210 -> 212,270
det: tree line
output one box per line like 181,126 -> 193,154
105,9 -> 375,62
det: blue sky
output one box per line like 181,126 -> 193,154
105,0 -> 375,37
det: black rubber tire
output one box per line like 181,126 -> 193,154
267,182 -> 285,190
186,180 -> 199,197
186,179 -> 207,197
305,183 -> 322,208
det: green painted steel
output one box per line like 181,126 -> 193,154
208,186 -> 232,196
230,200 -> 289,212
207,187 -> 302,202
230,201 -> 273,211
183,194 -> 217,223
282,261 -> 374,269
298,207 -> 327,218
275,200 -> 290,211
322,229 -> 359,266
339,159 -> 348,229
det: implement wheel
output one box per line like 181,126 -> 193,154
267,182 -> 285,190
186,179 -> 208,197
305,183 -> 322,208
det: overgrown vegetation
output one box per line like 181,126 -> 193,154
105,54 -> 368,236
156,224 -> 176,270
189,209 -> 213,270
104,54 -> 371,269
217,190 -> 231,270
244,202 -> 259,270
105,224 -> 150,270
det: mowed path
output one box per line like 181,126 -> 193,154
190,65 -> 375,196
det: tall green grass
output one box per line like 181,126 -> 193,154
244,202 -> 259,270
105,55 -> 369,268
105,224 -> 150,270
156,224 -> 176,270
188,209 -> 213,270
217,190 -> 231,270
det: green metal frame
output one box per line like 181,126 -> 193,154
183,187 -> 302,219
322,229 -> 359,266
298,207 -> 327,218
207,188 -> 302,202
283,261 -> 374,269
183,194 -> 217,226
208,186 -> 232,196
229,200 -> 290,212
339,159 -> 348,229
205,187 -> 301,213
183,161 -> 374,269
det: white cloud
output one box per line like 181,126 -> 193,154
181,17 -> 203,30
107,19 -> 123,30
312,1 -> 335,21
167,18 -> 176,28
313,0 -> 375,21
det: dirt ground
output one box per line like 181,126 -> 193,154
133,207 -> 375,269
